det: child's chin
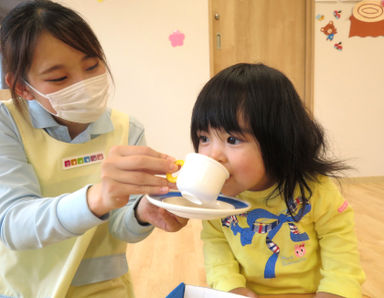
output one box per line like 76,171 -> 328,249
221,186 -> 242,197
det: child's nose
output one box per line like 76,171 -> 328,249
208,147 -> 226,164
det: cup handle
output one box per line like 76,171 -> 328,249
166,160 -> 184,183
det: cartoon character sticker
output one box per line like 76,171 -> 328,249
295,243 -> 306,257
321,21 -> 337,41
334,42 -> 343,51
349,1 -> 384,37
333,10 -> 342,20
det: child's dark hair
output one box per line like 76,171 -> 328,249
191,63 -> 348,220
0,0 -> 109,108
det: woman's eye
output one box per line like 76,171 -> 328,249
198,135 -> 209,143
86,62 -> 99,71
227,136 -> 241,145
46,76 -> 67,82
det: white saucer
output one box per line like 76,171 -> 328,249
146,191 -> 251,220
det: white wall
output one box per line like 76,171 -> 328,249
59,0 -> 210,159
314,1 -> 384,177
57,0 -> 383,177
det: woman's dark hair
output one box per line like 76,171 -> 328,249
0,0 -> 109,108
191,63 -> 348,220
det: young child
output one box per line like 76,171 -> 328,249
0,1 -> 186,297
190,63 -> 365,297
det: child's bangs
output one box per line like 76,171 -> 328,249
194,90 -> 246,135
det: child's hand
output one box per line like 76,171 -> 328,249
135,195 -> 188,232
87,145 -> 178,217
229,287 -> 258,297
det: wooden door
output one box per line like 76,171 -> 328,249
209,0 -> 314,111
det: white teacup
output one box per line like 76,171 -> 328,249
166,153 -> 229,206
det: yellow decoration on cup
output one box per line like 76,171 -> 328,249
166,160 -> 184,183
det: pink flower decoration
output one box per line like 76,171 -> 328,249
169,30 -> 185,47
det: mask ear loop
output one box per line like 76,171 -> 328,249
105,72 -> 115,108
23,80 -> 60,116
24,80 -> 47,99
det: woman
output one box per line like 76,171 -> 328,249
0,0 -> 187,297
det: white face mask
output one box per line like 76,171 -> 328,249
25,72 -> 110,124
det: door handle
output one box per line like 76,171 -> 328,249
216,33 -> 221,49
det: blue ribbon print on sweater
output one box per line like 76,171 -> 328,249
221,197 -> 311,279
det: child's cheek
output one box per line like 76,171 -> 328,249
221,177 -> 246,197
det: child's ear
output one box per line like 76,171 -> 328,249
5,73 -> 35,100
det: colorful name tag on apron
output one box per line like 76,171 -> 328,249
62,152 -> 104,169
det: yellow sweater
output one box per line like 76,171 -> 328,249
201,176 -> 365,297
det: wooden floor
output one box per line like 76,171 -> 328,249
126,180 -> 384,298
340,181 -> 384,298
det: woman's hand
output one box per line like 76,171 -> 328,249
230,287 -> 258,297
87,145 -> 178,217
135,195 -> 188,232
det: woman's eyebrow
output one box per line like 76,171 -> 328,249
39,64 -> 64,75
83,54 -> 97,61
38,55 -> 96,75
